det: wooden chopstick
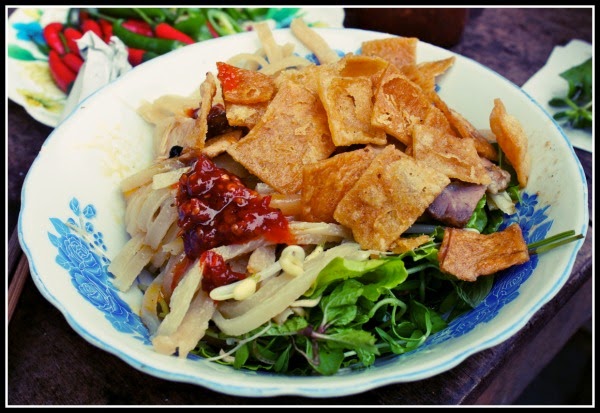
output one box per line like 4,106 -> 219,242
8,228 -> 29,323
8,254 -> 29,323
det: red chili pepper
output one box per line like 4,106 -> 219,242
48,50 -> 76,93
78,9 -> 91,22
62,52 -> 84,73
122,19 -> 154,37
205,21 -> 220,39
98,19 -> 113,43
80,19 -> 103,38
127,47 -> 145,67
154,22 -> 195,44
63,27 -> 83,57
43,22 -> 66,55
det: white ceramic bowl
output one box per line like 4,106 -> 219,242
19,28 -> 588,397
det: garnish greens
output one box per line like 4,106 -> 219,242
191,228 -> 581,375
548,57 -> 592,130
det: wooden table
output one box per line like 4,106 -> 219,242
8,7 -> 593,405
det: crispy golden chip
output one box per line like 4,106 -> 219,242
227,81 -> 335,194
412,124 -> 491,185
429,92 -> 499,161
301,146 -> 378,223
371,65 -> 432,145
390,234 -> 432,254
334,145 -> 450,251
274,64 -> 323,95
336,54 -> 390,92
361,37 -> 418,69
438,223 -> 529,282
224,101 -> 269,129
423,105 -> 455,136
489,98 -> 531,187
449,108 -> 499,161
201,130 -> 242,158
216,62 -> 275,105
318,72 -> 387,146
400,56 -> 456,92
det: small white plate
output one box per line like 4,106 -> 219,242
19,27 -> 588,397
522,39 -> 593,153
7,7 -> 345,128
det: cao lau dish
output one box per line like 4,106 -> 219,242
109,19 -> 539,376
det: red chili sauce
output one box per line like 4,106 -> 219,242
176,154 -> 292,292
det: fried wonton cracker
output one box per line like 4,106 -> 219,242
335,54 -> 390,92
334,145 -> 450,251
274,64 -> 323,95
438,223 -> 529,282
201,130 -> 243,158
423,105 -> 455,136
390,234 -> 433,254
216,62 -> 276,105
400,56 -> 456,93
318,71 -> 387,146
489,98 -> 531,188
371,64 -> 432,145
227,80 -> 335,194
429,92 -> 499,161
301,146 -> 378,223
361,37 -> 418,69
224,101 -> 269,129
412,124 -> 491,185
449,108 -> 499,161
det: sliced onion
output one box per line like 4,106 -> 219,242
155,260 -> 202,337
152,290 -> 215,358
140,272 -> 165,335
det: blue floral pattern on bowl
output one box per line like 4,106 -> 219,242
48,197 -> 150,344
48,191 -> 550,359
411,192 -> 551,352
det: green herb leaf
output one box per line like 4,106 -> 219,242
549,57 -> 592,130
454,276 -> 495,308
273,344 -> 292,372
233,342 -> 249,369
561,57 -> 592,103
308,256 -> 385,298
308,345 -> 345,376
320,279 -> 363,327
410,299 -> 447,335
325,328 -> 379,354
466,196 -> 488,232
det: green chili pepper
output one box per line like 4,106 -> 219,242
101,8 -> 174,23
244,8 -> 269,20
174,14 -> 212,41
142,50 -> 160,63
112,20 -> 186,55
224,8 -> 246,21
206,9 -> 243,36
